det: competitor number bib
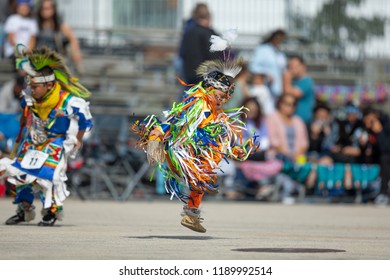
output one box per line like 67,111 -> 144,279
21,150 -> 49,169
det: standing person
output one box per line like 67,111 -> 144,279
362,107 -> 390,206
132,56 -> 255,233
36,0 -> 84,74
0,45 -> 92,226
249,29 -> 287,100
3,0 -> 38,59
174,3 -> 201,79
181,3 -> 221,85
283,55 -> 315,125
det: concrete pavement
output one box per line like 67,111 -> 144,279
0,197 -> 389,260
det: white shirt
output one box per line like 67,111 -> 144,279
250,84 -> 275,116
4,14 -> 38,57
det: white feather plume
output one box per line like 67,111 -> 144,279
209,29 -> 239,52
222,28 -> 238,43
209,35 -> 228,52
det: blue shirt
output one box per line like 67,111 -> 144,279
293,76 -> 315,124
249,43 -> 287,97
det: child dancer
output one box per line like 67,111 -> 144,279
133,33 -> 256,232
0,45 -> 92,226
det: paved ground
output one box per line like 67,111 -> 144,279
0,197 -> 389,260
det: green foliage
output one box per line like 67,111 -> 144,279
309,0 -> 385,55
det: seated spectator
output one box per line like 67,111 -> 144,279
239,97 -> 282,200
0,74 -> 23,155
266,94 -> 308,163
249,71 -> 275,115
328,103 -> 364,164
307,102 -> 333,163
266,94 -> 308,203
0,73 -> 23,113
362,107 -> 390,206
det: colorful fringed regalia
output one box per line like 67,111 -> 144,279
0,45 -> 92,226
132,30 -> 257,233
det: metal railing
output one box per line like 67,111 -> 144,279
56,0 -> 390,60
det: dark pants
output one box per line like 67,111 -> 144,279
380,154 -> 390,195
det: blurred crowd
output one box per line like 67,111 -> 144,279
176,3 -> 390,206
0,0 -> 83,70
0,1 -> 389,205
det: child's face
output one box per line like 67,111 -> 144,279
210,88 -> 230,109
17,4 -> 31,17
29,79 -> 53,100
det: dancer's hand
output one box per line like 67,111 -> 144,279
234,146 -> 246,160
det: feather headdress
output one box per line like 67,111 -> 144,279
197,29 -> 244,95
15,44 -> 90,99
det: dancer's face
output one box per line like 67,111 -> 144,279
29,79 -> 54,101
210,88 -> 230,109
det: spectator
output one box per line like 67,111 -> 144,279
1,1 -> 8,57
328,103 -> 364,164
307,102 -> 333,163
181,3 -> 221,85
36,0 -> 84,74
362,107 -> 390,206
0,74 -> 23,154
283,55 -> 315,125
249,29 -> 287,99
266,94 -> 308,163
3,0 -> 38,59
242,97 -> 270,154
174,3 -> 200,79
249,70 -> 274,115
0,0 -> 17,58
0,74 -> 23,113
305,102 -> 333,192
239,97 -> 282,200
266,94 -> 308,204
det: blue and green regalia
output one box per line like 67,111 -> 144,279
0,45 -> 92,226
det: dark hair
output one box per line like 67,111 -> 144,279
313,102 -> 330,114
241,97 -> 263,127
289,54 -> 305,65
276,94 -> 297,110
262,29 -> 286,44
37,0 -> 61,31
38,66 -> 54,76
361,106 -> 379,118
15,74 -> 25,86
192,3 -> 210,21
